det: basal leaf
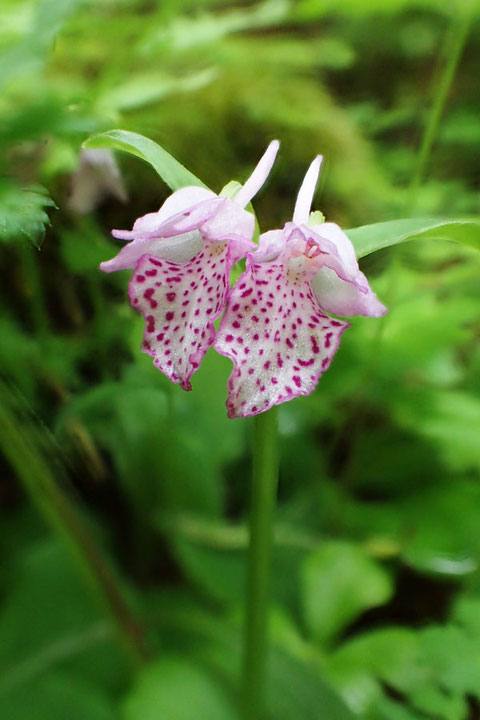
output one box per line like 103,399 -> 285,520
82,130 -> 207,191
346,218 -> 480,259
302,541 -> 392,643
123,658 -> 236,720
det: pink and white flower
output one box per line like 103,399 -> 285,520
215,156 -> 387,418
101,141 -> 279,390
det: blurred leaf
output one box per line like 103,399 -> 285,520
0,672 -> 118,720
99,69 -> 217,113
0,540 -> 127,695
0,182 -> 55,247
83,130 -> 207,191
302,541 -> 392,643
419,624 -> 480,696
267,650 -> 358,720
0,0 -> 82,91
347,218 -> 480,258
123,657 -> 236,720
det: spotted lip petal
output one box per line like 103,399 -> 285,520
130,237 -> 238,390
215,249 -> 350,418
216,153 -> 386,418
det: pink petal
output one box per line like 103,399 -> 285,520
130,239 -> 235,391
113,186 -> 216,240
233,140 -> 280,208
308,222 -> 387,317
101,197 -> 223,273
311,266 -> 387,317
215,258 -> 350,418
292,155 -> 323,226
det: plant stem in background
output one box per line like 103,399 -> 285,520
242,407 -> 279,720
0,382 -> 147,667
20,243 -> 50,340
407,0 -> 475,214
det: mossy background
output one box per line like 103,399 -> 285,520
1,1 -> 480,718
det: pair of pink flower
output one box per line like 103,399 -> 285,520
101,142 -> 386,418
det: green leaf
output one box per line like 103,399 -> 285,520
267,650 -> 358,720
302,541 -> 392,643
82,130 -> 207,191
0,672 -> 118,720
123,658 -> 236,720
346,218 -> 480,258
0,540 -> 127,696
0,182 -> 56,247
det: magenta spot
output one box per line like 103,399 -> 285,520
166,311 -> 175,321
298,358 -> 314,367
286,338 -> 294,349
292,375 -> 301,388
325,332 -> 332,348
264,361 -> 271,370
166,292 -> 176,302
136,275 -> 146,283
253,333 -> 259,341
146,316 -> 155,333
233,320 -> 241,329
225,334 -> 234,342
156,333 -> 164,341
248,368 -> 254,375
310,336 -> 320,354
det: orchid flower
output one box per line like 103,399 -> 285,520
215,155 -> 387,418
101,141 -> 279,390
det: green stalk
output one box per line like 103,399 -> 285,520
0,383 -> 146,666
242,407 -> 279,720
407,0 -> 475,213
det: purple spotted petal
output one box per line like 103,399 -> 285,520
130,239 -> 236,391
215,256 -> 350,418
101,141 -> 280,391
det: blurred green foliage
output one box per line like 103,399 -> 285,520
1,0 -> 480,718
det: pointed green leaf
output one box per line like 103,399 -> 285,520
346,218 -> 480,259
82,130 -> 207,191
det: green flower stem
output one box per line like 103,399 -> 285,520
407,1 -> 475,213
242,407 -> 279,720
0,382 -> 146,667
